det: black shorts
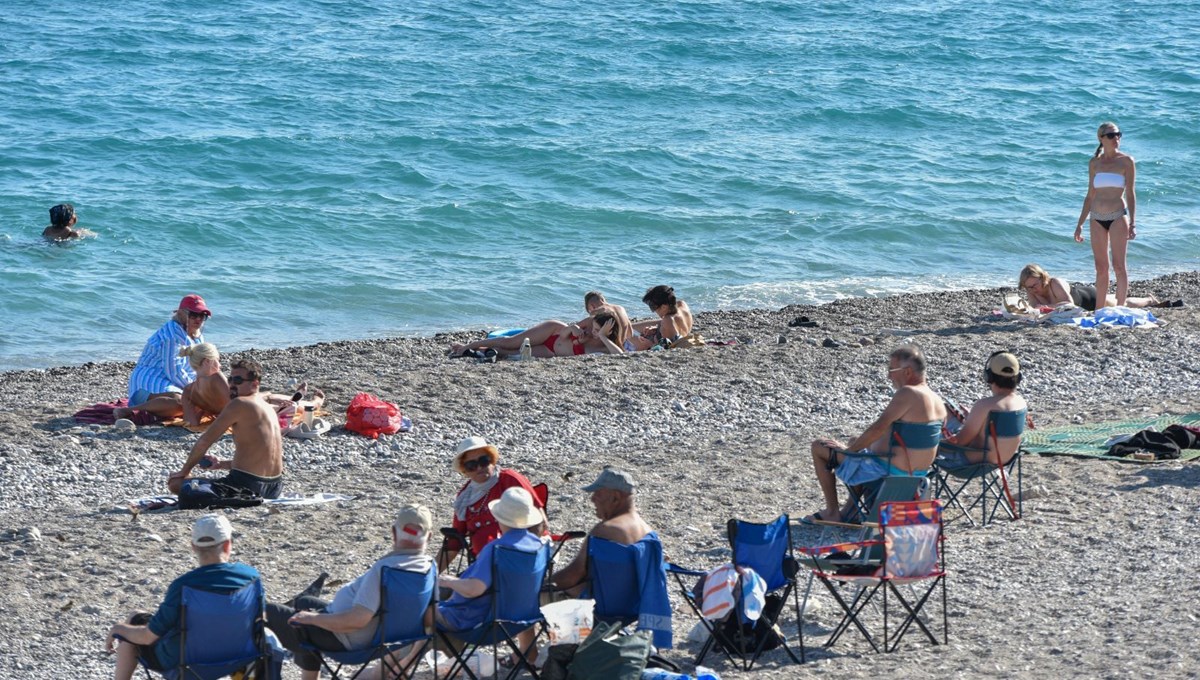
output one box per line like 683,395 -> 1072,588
1070,283 -> 1098,312
224,469 -> 284,499
128,612 -> 165,671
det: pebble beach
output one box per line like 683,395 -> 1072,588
2,272 -> 1200,679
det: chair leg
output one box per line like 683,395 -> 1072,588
819,578 -> 881,653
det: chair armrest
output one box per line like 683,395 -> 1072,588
555,531 -> 587,541
796,539 -> 882,557
665,563 -> 706,577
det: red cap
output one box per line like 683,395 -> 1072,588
179,294 -> 211,317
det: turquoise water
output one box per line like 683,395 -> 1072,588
2,0 -> 1198,370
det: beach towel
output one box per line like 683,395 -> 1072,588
124,491 -> 354,514
73,399 -> 161,426
1070,306 -> 1159,329
1023,413 -> 1200,462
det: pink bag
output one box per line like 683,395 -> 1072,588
345,392 -> 405,439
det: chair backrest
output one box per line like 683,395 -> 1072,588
179,579 -> 263,677
865,476 -> 928,524
879,500 -> 943,579
587,535 -> 662,621
531,483 -> 549,509
988,409 -> 1027,454
374,566 -> 437,647
890,421 -> 944,453
491,543 -> 551,624
727,515 -> 791,592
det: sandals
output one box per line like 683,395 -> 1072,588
788,315 -> 820,328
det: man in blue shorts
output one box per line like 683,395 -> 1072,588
806,345 -> 947,523
105,514 -> 260,680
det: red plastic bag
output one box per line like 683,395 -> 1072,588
345,392 -> 405,439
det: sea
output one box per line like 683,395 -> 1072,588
2,0 -> 1198,371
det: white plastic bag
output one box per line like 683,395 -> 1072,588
423,649 -> 452,679
541,598 -> 595,645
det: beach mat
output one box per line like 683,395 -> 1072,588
1023,413 -> 1200,462
125,492 -> 354,514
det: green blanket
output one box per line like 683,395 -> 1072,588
1023,413 -> 1200,462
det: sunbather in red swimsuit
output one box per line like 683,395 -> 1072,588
543,333 -> 586,356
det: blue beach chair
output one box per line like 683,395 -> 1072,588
135,579 -> 269,680
438,543 -> 552,680
668,514 -> 805,670
585,533 -> 672,648
300,565 -> 437,680
933,409 -> 1027,526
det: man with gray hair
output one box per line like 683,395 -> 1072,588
105,514 -> 260,680
554,466 -> 653,592
805,344 -> 947,523
266,505 -> 435,680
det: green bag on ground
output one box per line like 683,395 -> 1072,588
566,621 -> 652,680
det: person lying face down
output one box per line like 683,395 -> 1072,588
450,311 -> 625,358
1018,263 -> 1161,311
805,344 -> 947,524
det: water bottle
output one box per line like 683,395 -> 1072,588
303,404 -> 315,427
520,337 -> 532,361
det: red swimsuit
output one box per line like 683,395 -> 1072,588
542,333 -> 585,356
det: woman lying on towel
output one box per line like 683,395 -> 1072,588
629,284 -> 695,350
1018,263 -> 1162,311
451,311 -> 624,358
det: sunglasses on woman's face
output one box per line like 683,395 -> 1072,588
187,311 -> 208,320
1102,131 -> 1122,139
463,454 -> 492,472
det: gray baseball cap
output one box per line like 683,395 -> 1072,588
582,466 -> 636,494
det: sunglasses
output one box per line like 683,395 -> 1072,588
462,454 -> 493,472
187,311 -> 209,320
1102,131 -> 1122,139
229,374 -> 258,385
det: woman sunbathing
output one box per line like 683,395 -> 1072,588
451,311 -> 624,358
630,284 -> 694,349
178,343 -> 324,428
1017,263 -> 1163,311
578,291 -> 634,350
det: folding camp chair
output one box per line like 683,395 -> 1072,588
798,500 -> 948,654
667,514 -> 805,670
584,533 -> 672,648
301,565 -> 436,680
438,542 -> 553,680
437,483 -> 585,575
136,579 -> 269,680
933,409 -> 1026,526
836,421 -> 942,524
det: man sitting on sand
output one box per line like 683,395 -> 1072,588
105,514 -> 260,680
266,505 -> 436,680
168,358 -> 285,499
939,351 -> 1027,466
806,344 -> 947,523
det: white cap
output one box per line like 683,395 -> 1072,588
192,513 -> 233,547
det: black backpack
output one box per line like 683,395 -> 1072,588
713,593 -> 785,655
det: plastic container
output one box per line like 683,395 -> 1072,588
303,404 -> 315,427
520,337 -> 532,361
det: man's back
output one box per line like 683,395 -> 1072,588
592,510 -> 653,546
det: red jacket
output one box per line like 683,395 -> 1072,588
451,468 -> 543,556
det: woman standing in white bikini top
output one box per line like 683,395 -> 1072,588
1073,121 -> 1136,308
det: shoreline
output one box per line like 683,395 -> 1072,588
2,269 -> 1195,378
1,271 -> 1199,678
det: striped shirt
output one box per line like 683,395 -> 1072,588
127,319 -> 201,400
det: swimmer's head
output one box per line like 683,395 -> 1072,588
49,204 -> 76,229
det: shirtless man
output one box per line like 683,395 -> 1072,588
167,358 -> 285,498
550,466 -> 654,590
939,351 -> 1028,466
807,345 -> 947,523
